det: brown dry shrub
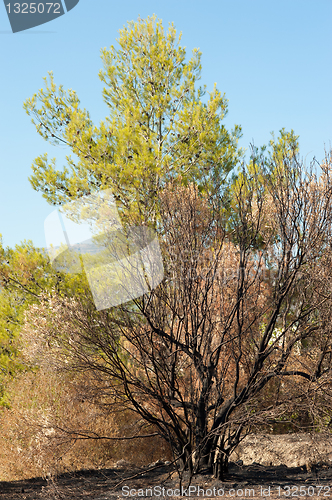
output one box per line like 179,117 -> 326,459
0,366 -> 171,481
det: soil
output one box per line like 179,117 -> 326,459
230,433 -> 332,468
1,434 -> 332,499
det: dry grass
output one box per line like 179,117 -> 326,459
0,367 -> 171,481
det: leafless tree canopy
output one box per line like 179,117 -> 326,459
24,150 -> 332,479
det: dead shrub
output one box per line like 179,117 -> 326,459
0,366 -> 171,481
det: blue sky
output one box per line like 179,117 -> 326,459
0,0 -> 331,249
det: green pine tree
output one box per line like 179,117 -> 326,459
24,15 -> 242,226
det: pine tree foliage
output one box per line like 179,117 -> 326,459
24,15 -> 242,224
